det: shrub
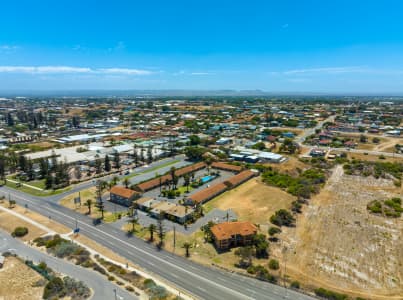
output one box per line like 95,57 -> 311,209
270,209 -> 296,227
290,281 -> 300,289
126,286 -> 135,292
108,275 -> 115,281
53,242 -> 80,258
45,235 -> 65,249
33,237 -> 46,247
149,285 -> 168,300
12,226 -> 28,237
247,265 -> 257,274
268,227 -> 282,236
268,259 -> 279,270
43,277 -> 65,299
93,264 -> 107,275
144,278 -> 156,289
63,277 -> 91,299
314,287 -> 348,300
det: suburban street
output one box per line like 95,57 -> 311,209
303,145 -> 403,159
295,115 -> 336,144
0,230 -> 135,300
0,185 -> 315,300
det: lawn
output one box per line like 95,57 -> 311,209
5,180 -> 70,197
26,179 -> 46,189
123,159 -> 181,180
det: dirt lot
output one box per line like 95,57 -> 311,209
0,205 -> 46,241
205,177 -> 295,226
275,165 -> 403,299
60,187 -> 99,218
60,187 -> 126,222
269,156 -> 309,176
0,256 -> 44,300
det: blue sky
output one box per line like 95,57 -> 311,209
1,0 -> 403,93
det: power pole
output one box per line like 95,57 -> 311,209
173,225 -> 176,252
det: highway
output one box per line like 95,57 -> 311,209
0,185 -> 315,300
0,230 -> 135,300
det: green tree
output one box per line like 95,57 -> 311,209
104,155 -> 111,172
127,215 -> 138,233
182,242 -> 192,257
148,224 -> 156,242
95,158 -> 102,174
235,246 -> 253,268
189,135 -> 201,146
157,212 -> 165,249
85,199 -> 93,215
147,146 -> 153,164
253,234 -> 269,258
183,173 -> 191,192
113,152 -> 120,169
270,209 -> 296,227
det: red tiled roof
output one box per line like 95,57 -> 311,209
136,162 -> 206,192
211,162 -> 243,173
211,222 -> 257,241
110,186 -> 139,199
189,182 -> 228,204
224,170 -> 255,188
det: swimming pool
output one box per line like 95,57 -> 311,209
201,175 -> 216,183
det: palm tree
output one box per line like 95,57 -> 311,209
95,200 -> 105,219
148,224 -> 156,242
123,178 -> 130,188
183,174 -> 190,193
205,158 -> 212,175
170,167 -> 176,190
183,242 -> 192,257
85,199 -> 93,215
128,216 -> 138,233
112,176 -> 119,186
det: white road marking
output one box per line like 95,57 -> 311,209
9,193 -> 253,299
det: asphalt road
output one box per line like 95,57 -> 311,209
295,115 -> 336,144
0,186 -> 315,300
0,230 -> 135,300
304,145 -> 403,159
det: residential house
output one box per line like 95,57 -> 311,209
211,221 -> 257,250
110,186 -> 141,206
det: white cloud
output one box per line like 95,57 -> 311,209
0,65 -> 154,75
283,66 -> 367,75
0,45 -> 20,50
190,72 -> 214,75
98,68 -> 153,75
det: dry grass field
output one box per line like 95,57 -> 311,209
0,257 -> 44,300
269,156 -> 309,176
274,166 -> 403,299
0,209 -> 46,241
60,187 -> 127,222
205,177 -> 295,225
